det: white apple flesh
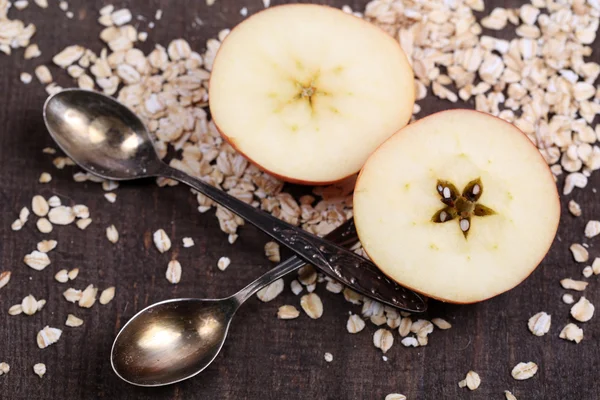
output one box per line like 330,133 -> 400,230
209,4 -> 415,185
354,110 -> 560,303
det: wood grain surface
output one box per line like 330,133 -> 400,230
0,0 -> 598,399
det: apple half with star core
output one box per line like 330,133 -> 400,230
353,110 -> 560,303
209,4 -> 415,185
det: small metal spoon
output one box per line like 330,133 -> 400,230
43,88 -> 426,313
111,219 -> 355,387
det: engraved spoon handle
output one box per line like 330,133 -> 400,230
164,166 -> 426,312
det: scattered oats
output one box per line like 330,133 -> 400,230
77,218 -> 92,230
11,219 -> 23,231
347,314 -> 366,333
298,265 -> 317,285
102,180 -> 119,191
343,288 -> 362,305
106,225 -> 119,243
32,195 -> 49,217
72,205 -> 89,218
571,296 -> 594,322
153,229 -> 171,253
401,337 -> 418,347
0,271 -> 11,290
290,279 -> 303,295
585,220 -> 600,239
36,326 -> 62,349
36,218 -> 52,233
217,256 -> 230,271
511,362 -> 538,380
385,395 -> 406,400
264,241 -> 280,262
570,243 -> 589,263
79,284 -> 98,308
527,312 -> 551,336
324,352 -> 333,362
47,196 -> 61,207
505,390 -> 518,400
300,293 -> 323,319
53,45 -> 85,68
63,288 -> 82,303
68,268 -> 79,280
0,362 -> 9,375
559,323 -> 584,343
398,317 -> 412,337
104,192 -> 117,203
583,266 -> 593,278
257,278 -> 284,302
65,314 -> 83,327
24,251 -> 50,271
560,278 -> 588,291
277,305 -> 300,320
432,318 -> 452,330
373,328 -> 394,353
54,269 -> 68,283
20,72 -> 32,84
48,206 -> 75,225
21,295 -> 38,316
99,287 -> 115,305
33,363 -> 46,378
166,260 -> 182,284
182,237 -> 194,247
8,304 -> 22,315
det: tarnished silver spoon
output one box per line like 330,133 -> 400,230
109,218 -> 356,386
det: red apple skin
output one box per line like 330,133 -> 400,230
354,109 -> 561,304
209,3 -> 416,186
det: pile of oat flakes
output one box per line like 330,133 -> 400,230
1,0 -> 600,397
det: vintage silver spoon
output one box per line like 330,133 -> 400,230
110,219 -> 357,386
43,88 -> 426,313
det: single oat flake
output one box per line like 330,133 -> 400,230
584,220 -> 600,238
257,279 -> 284,302
36,218 -> 53,233
570,296 -> 594,322
166,260 -> 182,284
106,225 -> 119,243
99,287 -> 116,305
373,328 -> 394,353
300,293 -> 323,319
527,312 -> 551,336
511,362 -> 538,380
264,241 -> 280,262
153,229 -> 171,253
217,256 -> 230,271
0,362 -> 9,375
570,243 -> 589,263
63,288 -> 82,303
324,352 -> 333,363
55,269 -> 69,283
22,295 -> 39,316
36,326 -> 63,349
559,323 -> 584,343
79,284 -> 98,308
182,237 -> 195,247
504,390 -> 518,400
0,271 -> 11,290
65,314 -> 83,327
37,240 -> 57,253
346,314 -> 366,333
33,363 -> 46,378
24,251 -> 51,271
32,195 -> 49,217
560,278 -> 588,291
385,395 -> 406,400
432,318 -> 452,330
277,305 -> 300,320
459,370 -> 481,390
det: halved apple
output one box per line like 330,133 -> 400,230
354,110 -> 560,303
209,4 -> 415,185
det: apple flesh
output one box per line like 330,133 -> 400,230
353,110 -> 560,303
209,4 -> 415,185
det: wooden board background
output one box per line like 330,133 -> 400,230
0,0 -> 598,399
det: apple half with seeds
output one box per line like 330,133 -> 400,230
209,4 -> 415,185
354,110 -> 560,303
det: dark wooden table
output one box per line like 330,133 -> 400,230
0,0 -> 598,399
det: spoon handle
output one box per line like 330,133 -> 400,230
164,166 -> 426,313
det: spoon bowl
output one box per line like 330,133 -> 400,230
111,298 -> 237,387
43,89 -> 162,180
